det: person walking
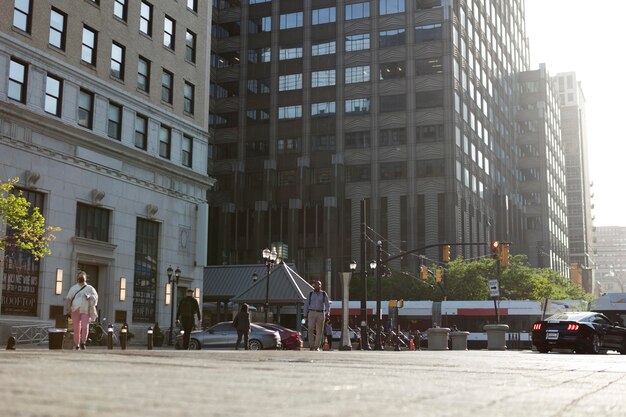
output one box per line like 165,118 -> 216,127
66,271 -> 98,350
303,280 -> 330,351
233,303 -> 251,350
176,288 -> 201,350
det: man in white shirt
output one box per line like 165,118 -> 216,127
303,281 -> 330,351
66,271 -> 98,350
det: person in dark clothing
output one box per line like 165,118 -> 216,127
233,303 -> 251,350
176,288 -> 201,350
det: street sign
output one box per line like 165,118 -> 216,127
488,279 -> 500,297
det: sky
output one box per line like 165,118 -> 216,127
524,0 -> 626,227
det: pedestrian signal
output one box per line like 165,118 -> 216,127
490,241 -> 500,259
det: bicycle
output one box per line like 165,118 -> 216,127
86,318 -> 119,346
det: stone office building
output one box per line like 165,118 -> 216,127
0,0 -> 213,340
208,0 -> 531,295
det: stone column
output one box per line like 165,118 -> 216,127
484,324 -> 509,350
450,331 -> 470,350
339,272 -> 353,350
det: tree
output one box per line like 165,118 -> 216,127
0,178 -> 60,260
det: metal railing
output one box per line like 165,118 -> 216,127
11,324 -> 50,345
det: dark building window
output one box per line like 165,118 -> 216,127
246,140 -> 269,157
345,131 -> 371,149
76,203 -> 111,242
184,81 -> 195,115
111,42 -> 125,80
78,89 -> 94,129
161,69 -> 173,103
312,102 -> 336,117
380,128 -> 406,146
346,165 -> 371,182
416,158 -> 445,177
187,0 -> 198,12
312,135 -> 336,151
140,1 -> 153,36
379,94 -> 406,112
415,57 -> 443,75
134,114 -> 148,150
415,23 -> 442,42
163,15 -> 175,49
278,170 -> 297,186
107,102 -> 122,140
379,62 -> 406,80
311,167 -> 332,184
415,0 -> 441,9
113,0 -> 127,21
182,135 -> 193,167
379,28 -> 405,47
137,56 -> 150,92
185,30 -> 197,63
132,218 -> 159,323
416,124 -> 444,142
380,162 -> 407,180
415,90 -> 444,109
8,59 -> 27,103
13,0 -> 32,33
159,125 -> 171,159
278,137 -> 301,154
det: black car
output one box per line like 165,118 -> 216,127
531,311 -> 626,354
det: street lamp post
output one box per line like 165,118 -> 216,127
340,260 -> 358,350
262,248 -> 278,323
167,265 -> 181,346
373,240 -> 383,350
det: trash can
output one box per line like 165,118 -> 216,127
427,327 -> 450,350
48,328 -> 67,350
450,331 -> 470,350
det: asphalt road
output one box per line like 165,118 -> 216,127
2,348 -> 625,417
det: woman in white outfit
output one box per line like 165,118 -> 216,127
66,271 -> 98,350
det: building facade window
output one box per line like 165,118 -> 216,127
13,0 -> 32,33
379,61 -> 406,80
346,165 -> 371,182
163,15 -> 175,49
415,23 -> 442,42
107,102 -> 122,140
380,127 -> 406,146
311,70 -> 336,87
184,81 -> 194,115
345,33 -> 370,51
134,114 -> 148,149
279,46 -> 303,60
312,40 -> 336,56
415,90 -> 444,108
279,12 -> 303,29
185,30 -> 196,63
161,69 -> 173,103
182,135 -> 193,167
345,66 -> 370,84
415,57 -> 443,75
345,131 -> 371,148
8,59 -> 27,103
132,218 -> 159,323
44,74 -> 63,116
137,56 -> 150,92
277,137 -> 301,154
380,0 -> 405,15
81,26 -> 97,65
278,73 -> 303,91
187,0 -> 198,12
345,2 -> 369,20
113,0 -> 127,21
278,170 -> 297,186
312,135 -> 335,151
76,203 -> 110,242
159,125 -> 171,159
312,7 -> 336,25
278,105 -> 302,119
345,98 -> 370,114
416,158 -> 445,177
311,101 -> 336,117
140,1 -> 153,36
111,42 -> 125,79
248,48 -> 271,63
379,28 -> 405,47
380,162 -> 407,180
49,8 -> 67,50
78,89 -> 94,129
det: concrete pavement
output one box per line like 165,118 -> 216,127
1,347 -> 626,417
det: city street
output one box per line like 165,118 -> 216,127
1,347 -> 625,417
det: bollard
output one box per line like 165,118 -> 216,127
107,324 -> 114,350
147,327 -> 153,350
120,323 -> 128,350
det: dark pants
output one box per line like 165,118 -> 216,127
236,330 -> 249,350
181,316 -> 194,349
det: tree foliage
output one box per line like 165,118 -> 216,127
349,253 -> 592,302
0,178 -> 60,260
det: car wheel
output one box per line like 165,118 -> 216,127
188,339 -> 201,350
536,344 -> 550,353
248,339 -> 263,350
588,333 -> 601,354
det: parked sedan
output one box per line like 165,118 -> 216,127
531,311 -> 626,354
256,323 -> 303,350
175,322 -> 281,350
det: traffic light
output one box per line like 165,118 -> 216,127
490,241 -> 500,259
435,268 -> 443,283
501,243 -> 510,267
421,265 -> 429,280
398,299 -> 404,308
442,245 -> 451,262
389,299 -> 397,308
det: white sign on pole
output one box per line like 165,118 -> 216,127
488,279 -> 500,297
